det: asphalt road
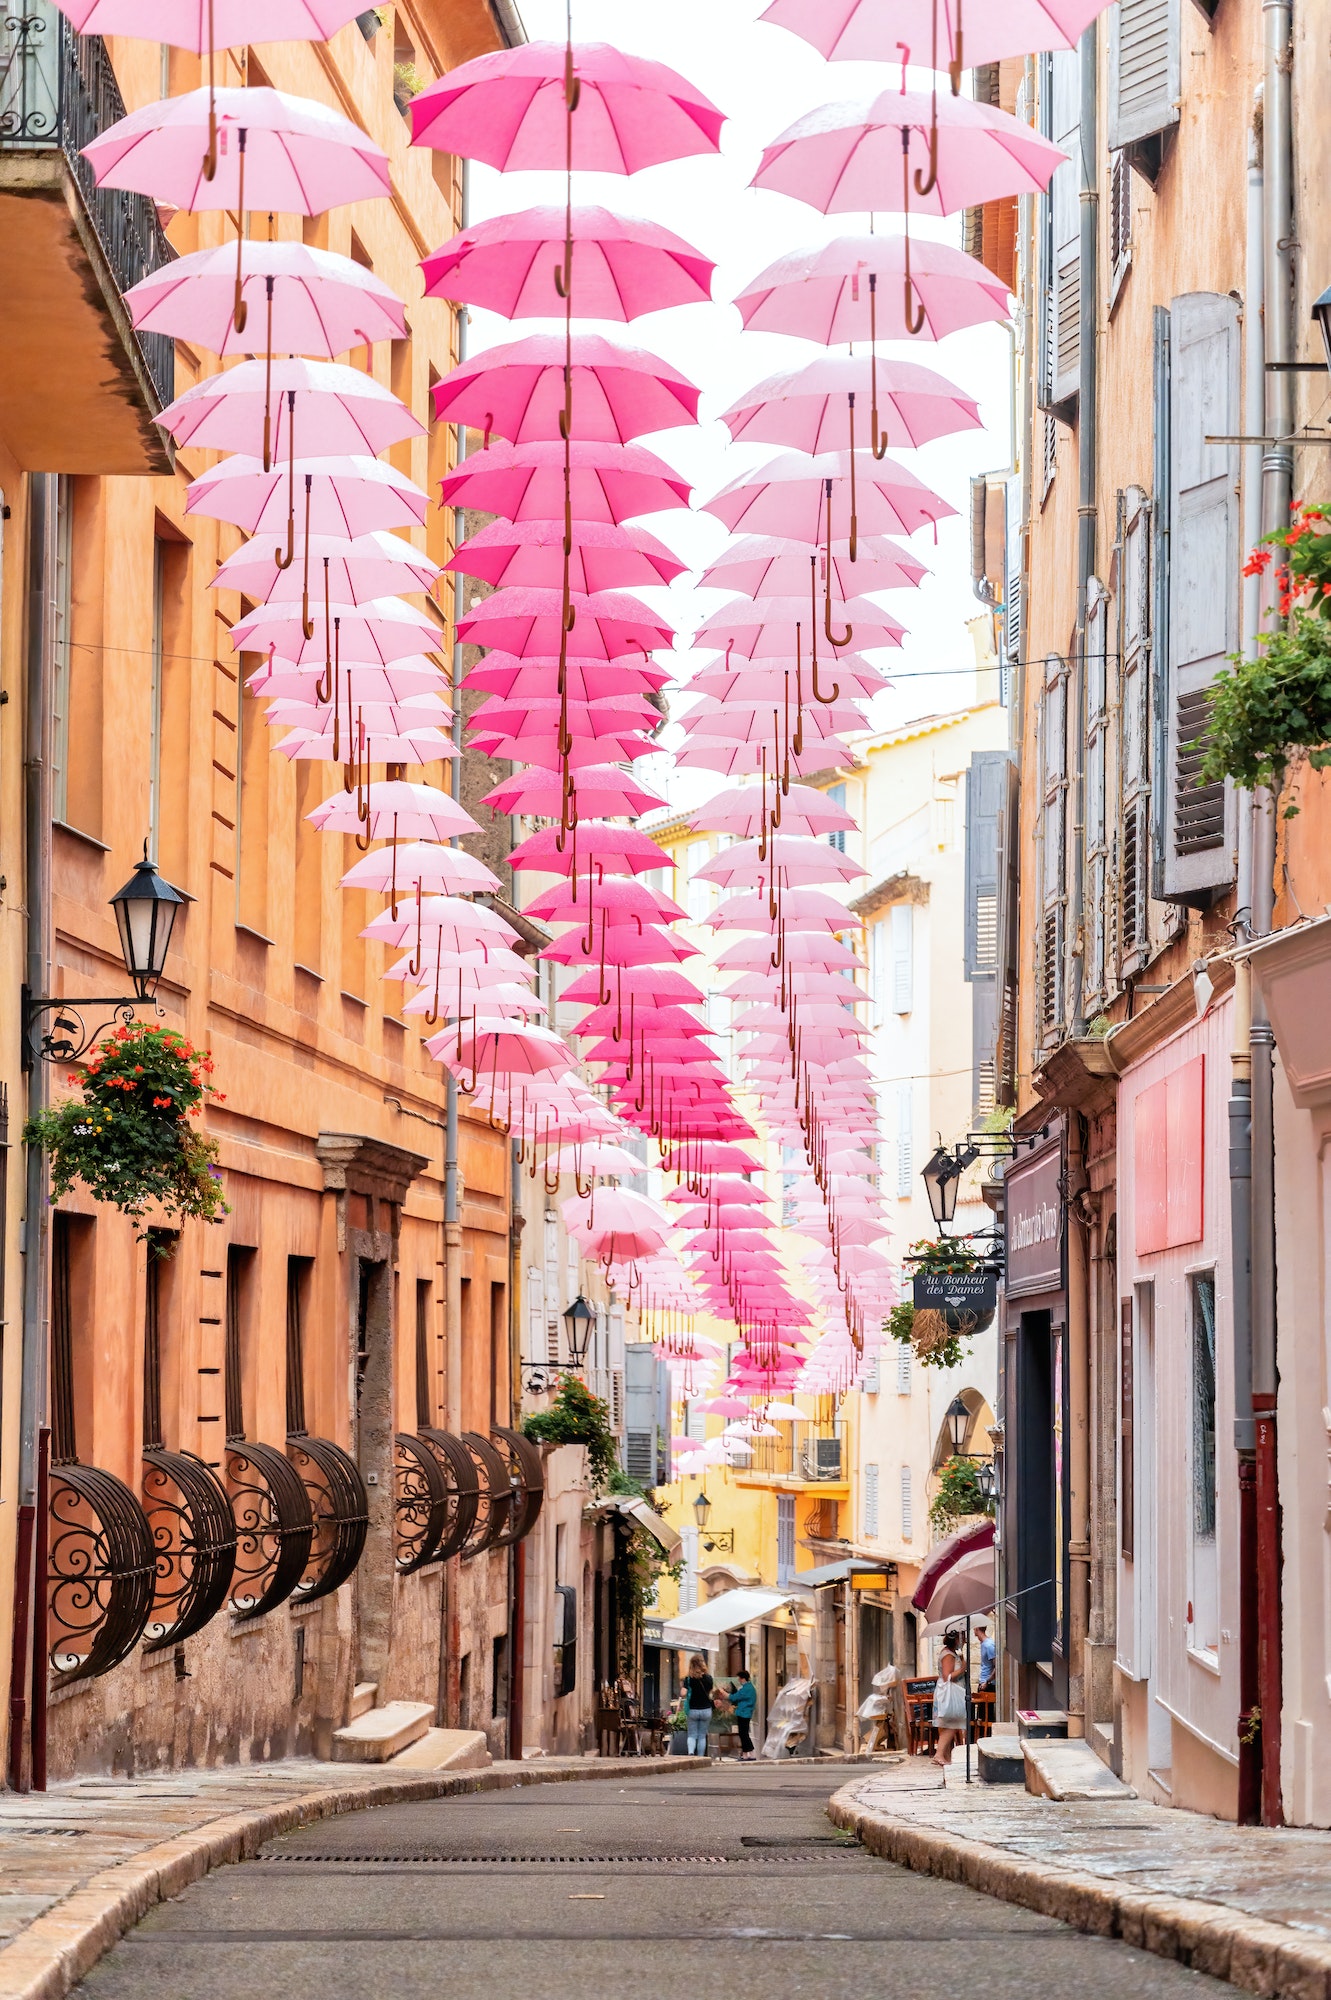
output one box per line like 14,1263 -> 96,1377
74,1763 -> 1231,2000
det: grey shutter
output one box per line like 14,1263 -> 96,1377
623,1342 -> 658,1483
1039,51 -> 1080,412
1109,0 -> 1181,167
900,1466 -> 913,1542
1118,490 -> 1153,965
1084,592 -> 1111,1005
1163,292 -> 1239,902
995,757 -> 1020,1107
964,752 -> 1009,978
863,1463 -> 880,1540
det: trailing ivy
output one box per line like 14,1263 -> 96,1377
521,1374 -> 619,1493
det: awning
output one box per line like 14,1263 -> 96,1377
799,1558 -> 894,1588
911,1519 -> 995,1610
586,1494 -> 682,1558
658,1587 -> 793,1653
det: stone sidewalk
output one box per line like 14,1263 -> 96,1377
0,1753 -> 685,2000
829,1758 -> 1331,1999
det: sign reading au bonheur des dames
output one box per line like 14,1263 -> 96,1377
1004,1141 -> 1064,1297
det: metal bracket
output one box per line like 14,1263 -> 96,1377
22,990 -> 157,1071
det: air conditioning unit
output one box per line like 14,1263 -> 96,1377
800,1436 -> 842,1481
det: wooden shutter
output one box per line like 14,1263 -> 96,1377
1118,490 -> 1153,966
1109,0 -> 1181,169
1164,293 -> 1239,902
623,1342 -> 658,1484
1039,657 -> 1069,1041
1039,50 -> 1081,412
995,757 -> 1021,1108
895,1080 -> 913,1198
896,1341 -> 913,1395
900,1466 -> 913,1542
1084,592 -> 1111,1006
891,902 -> 913,1013
964,752 -> 1009,977
863,1463 -> 880,1541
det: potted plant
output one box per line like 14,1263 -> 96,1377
25,1022 -> 228,1230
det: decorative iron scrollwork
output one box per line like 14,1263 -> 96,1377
141,1448 -> 237,1650
225,1441 -> 314,1619
490,1426 -> 546,1547
393,1430 -> 449,1574
417,1428 -> 481,1563
458,1431 -> 516,1559
286,1434 -> 368,1603
48,1463 -> 156,1683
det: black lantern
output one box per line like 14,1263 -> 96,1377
111,848 -> 184,1000
693,1488 -> 712,1530
975,1459 -> 999,1506
921,1141 -> 978,1231
1315,284 -> 1331,377
945,1395 -> 970,1456
562,1293 -> 595,1367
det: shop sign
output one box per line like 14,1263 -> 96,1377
911,1270 -> 998,1318
1004,1142 -> 1064,1297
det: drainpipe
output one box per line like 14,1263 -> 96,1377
444,159 -> 470,1441
1068,22 -> 1098,1038
1252,0 -> 1292,1829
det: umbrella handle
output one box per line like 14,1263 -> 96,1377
314,537 -> 331,699
230,133 -> 249,335
912,100 -> 939,200
868,278 -> 891,460
274,392 -> 297,569
821,484 -> 851,659
408,880 -> 423,978
792,624 -> 805,756
847,395 -> 859,561
901,141 -> 927,334
260,279 -> 274,467
949,0 -> 964,92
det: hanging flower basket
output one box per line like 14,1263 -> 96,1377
24,1023 -> 228,1228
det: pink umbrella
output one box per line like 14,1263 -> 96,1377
307,779 -> 476,841
752,89 -> 1065,218
157,359 -> 422,457
720,353 -> 981,456
84,86 -> 390,214
548,1142 -> 645,1178
685,657 -> 889,701
458,587 -> 674,660
430,1021 -> 575,1084
474,730 -> 652,772
280,725 -> 451,764
700,534 -> 926,598
525,879 -> 686,926
484,765 -> 666,819
186,453 -> 427,537
542,924 -> 698,969
423,205 -> 713,320
57,0 -> 367,45
694,595 -> 906,654
760,0 -> 1110,69
679,701 -> 861,744
735,233 -> 1012,346
440,437 -> 691,523
563,965 -> 704,1006
340,841 -> 498,899
470,693 -> 660,736
250,660 -> 446,703
213,530 -> 438,605
448,518 -> 684,593
676,736 -> 852,780
126,240 -> 404,357
702,450 -> 952,543
717,936 -> 864,973
268,694 -> 448,734
509,821 -> 669,878
431,333 -> 700,445
232,597 -> 440,667
695,782 -> 856,840
709,887 -> 859,933
410,42 -> 725,171
363,895 -> 517,950
695,836 -> 865,889
465,658 -> 670,701
403,981 -> 544,1020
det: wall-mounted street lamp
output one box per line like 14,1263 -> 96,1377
693,1487 -> 712,1530
945,1395 -> 971,1457
920,1141 -> 979,1232
975,1459 -> 1000,1507
562,1293 -> 595,1368
23,845 -> 185,1067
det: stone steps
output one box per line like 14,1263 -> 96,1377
330,1700 -> 434,1764
386,1728 -> 492,1773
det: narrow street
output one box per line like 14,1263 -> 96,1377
73,1765 -> 1229,2000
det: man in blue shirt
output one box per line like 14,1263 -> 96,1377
731,1670 -> 758,1759
976,1622 -> 996,1691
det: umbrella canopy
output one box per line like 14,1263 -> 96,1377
509,821 -> 669,879
125,240 -> 405,356
916,1546 -> 998,1626
484,764 -> 666,818
912,1520 -> 997,1610
232,596 -> 441,667
250,659 -> 446,703
84,85 -> 391,214
465,656 -> 670,701
695,835 -> 865,888
340,841 -> 498,897
186,453 -> 428,536
213,530 -> 438,605
423,204 -> 714,320
752,88 -> 1066,218
693,594 -> 906,655
430,1021 -> 575,1079
702,450 -> 952,541
735,232 -> 1012,347
760,0 -> 1111,67
409,41 -> 726,170
720,353 -> 981,454
694,781 -> 857,838
431,333 -> 701,445
362,895 -> 517,950
699,533 -> 927,597
448,517 -> 684,593
307,779 -> 476,841
157,358 -> 422,457
57,0 -> 367,47
547,1142 -> 645,1177
440,436 -> 691,522
458,586 -> 675,660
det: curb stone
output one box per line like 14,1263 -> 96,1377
827,1783 -> 1331,2000
0,1756 -> 690,2000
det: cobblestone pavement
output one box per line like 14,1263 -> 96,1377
67,1763 -> 1229,2000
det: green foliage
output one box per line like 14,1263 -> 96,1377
614,1528 -> 685,1670
929,1454 -> 995,1531
24,1023 -> 227,1229
905,1235 -> 982,1275
522,1375 -> 619,1492
393,59 -> 428,100
884,1300 -> 968,1371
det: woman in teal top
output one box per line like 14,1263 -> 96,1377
731,1670 -> 758,1760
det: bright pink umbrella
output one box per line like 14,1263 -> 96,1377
760,0 -> 1110,68
542,924 -> 698,969
510,821 -> 668,877
430,1021 -> 575,1082
700,534 -> 926,598
458,587 -> 674,660
563,965 -> 704,1006
410,42 -> 725,171
735,233 -> 1012,346
213,530 -> 438,605
721,354 -> 981,455
752,89 -> 1066,218
423,205 -> 713,320
484,765 -> 666,819
157,359 -> 422,456
702,450 -> 951,544
431,333 -> 700,445
525,879 -> 686,926
470,693 -> 660,737
440,437 -> 690,523
126,240 -> 404,357
84,86 -> 391,214
465,657 -> 670,701
186,453 -> 427,537
474,730 -> 652,772
232,596 -> 440,667
448,517 -> 684,593
307,779 -> 475,841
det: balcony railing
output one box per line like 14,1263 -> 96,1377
1,0 -> 174,407
745,1421 -> 846,1482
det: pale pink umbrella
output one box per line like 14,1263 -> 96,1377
58,0 -> 368,44
267,694 -> 449,734
126,240 -> 404,357
695,836 -> 865,889
250,659 -> 446,703
423,205 -> 713,320
548,1142 -> 645,1177
702,450 -> 952,544
735,234 -> 1011,346
720,353 -> 981,457
563,1187 -> 671,1264
708,887 -> 860,933
363,895 -> 518,951
484,765 -> 666,819
409,42 -> 725,171
684,656 -> 889,701
431,333 -> 700,445
717,935 -> 864,973
385,946 -> 534,990
679,701 -> 862,744
694,781 -> 857,840
700,534 -> 927,598
232,597 -> 440,667
403,982 -> 544,1021
213,530 -> 438,605
341,840 -> 498,905
441,437 -> 690,524
459,587 -> 674,660
675,736 -> 852,780
694,594 -> 906,654
157,360 -> 421,457
186,454 -> 428,538
760,0 -> 1111,70
430,1021 -> 576,1085
307,778 -> 476,841
84,86 -> 390,214
448,518 -> 684,593
279,725 -> 451,764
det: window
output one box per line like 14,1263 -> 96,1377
49,476 -> 73,824
415,1277 -> 433,1428
285,1256 -> 311,1436
895,1080 -> 913,1199
862,1463 -> 879,1540
776,1494 -> 796,1584
862,1353 -> 880,1395
1038,50 -> 1080,414
1084,589 -> 1111,1006
890,903 -> 913,1014
869,918 -> 888,1024
1118,489 -> 1153,967
1190,1272 -> 1219,1653
1109,0 -> 1181,184
896,1342 -> 913,1395
1038,655 -> 1069,1040
1109,149 -> 1133,301
826,783 -> 847,853
224,1245 -> 255,1443
900,1465 -> 913,1541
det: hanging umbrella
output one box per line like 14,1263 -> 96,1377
720,353 -> 981,455
186,453 -> 428,537
693,781 -> 857,839
563,965 -> 704,1006
125,240 -> 405,357
231,596 -> 440,667
547,1142 -> 645,1177
759,0 -> 1111,70
684,657 -> 889,701
483,764 -> 666,818
465,656 -> 670,701
525,878 -> 686,926
915,1545 -> 998,1626
469,693 -> 661,739
362,896 -> 518,950
709,886 -> 860,932
279,726 -> 451,764
694,595 -> 906,654
430,1021 -> 576,1082
440,436 -> 691,523
84,85 -> 391,214
458,586 -> 675,660
57,0 -> 368,45
307,779 -> 476,841
156,359 -> 422,456
448,517 -> 684,593
423,204 -> 714,319
734,234 -> 1012,345
508,821 -> 669,877
213,530 -> 439,606
695,836 -> 866,888
409,41 -> 725,171
702,450 -> 951,542
340,841 -> 498,898
267,694 -> 449,734
699,533 -> 927,598
250,659 -> 447,703
431,332 -> 700,445
676,736 -> 852,780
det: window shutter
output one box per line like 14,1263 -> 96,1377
777,1494 -> 796,1583
863,1463 -> 880,1540
1163,292 -> 1239,903
895,1080 -> 914,1198
900,1466 -> 913,1542
1109,0 -> 1180,168
1039,51 -> 1081,412
995,756 -> 1021,1107
891,902 -> 913,1013
1039,657 -> 1069,1042
897,1341 -> 913,1395
826,782 -> 847,854
964,752 -> 1009,977
1084,592 -> 1111,1005
863,1353 -> 880,1394
623,1342 -> 659,1483
1118,490 -> 1153,966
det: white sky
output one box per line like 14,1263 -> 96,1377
464,0 -> 1015,804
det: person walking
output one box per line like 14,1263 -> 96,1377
932,1628 -> 967,1767
976,1621 -> 995,1693
730,1669 -> 758,1759
685,1653 -> 714,1758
